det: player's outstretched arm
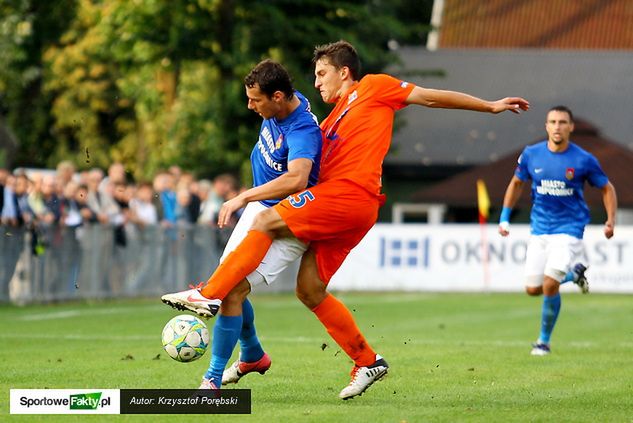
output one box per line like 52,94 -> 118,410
405,86 -> 529,114
601,181 -> 617,239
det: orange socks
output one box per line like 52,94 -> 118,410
200,230 -> 273,300
311,293 -> 376,367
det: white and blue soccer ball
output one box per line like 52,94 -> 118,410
161,314 -> 210,362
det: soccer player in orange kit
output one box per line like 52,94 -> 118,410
162,40 -> 529,399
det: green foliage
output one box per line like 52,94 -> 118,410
1,0 -> 433,180
0,0 -> 77,167
1,293 -> 632,421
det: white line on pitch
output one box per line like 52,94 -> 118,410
16,305 -> 166,321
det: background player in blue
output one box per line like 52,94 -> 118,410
498,105 -> 617,356
183,59 -> 322,388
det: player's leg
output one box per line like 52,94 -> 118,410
532,235 -> 578,355
202,203 -> 301,387
286,182 -> 386,399
296,248 -> 376,363
200,279 -> 251,388
195,182 -> 349,307
531,274 -> 562,356
524,236 -> 552,355
222,238 -> 306,384
236,298 -> 265,362
222,297 -> 272,385
560,263 -> 589,293
161,204 -> 289,317
161,202 -> 262,316
559,240 -> 589,293
524,235 -> 547,296
198,206 -> 291,301
296,249 -> 387,400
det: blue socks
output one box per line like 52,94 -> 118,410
205,314 -> 242,386
204,298 -> 265,387
560,270 -> 574,284
539,293 -> 561,344
239,298 -> 265,363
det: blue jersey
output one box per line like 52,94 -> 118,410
515,141 -> 608,238
250,91 -> 321,207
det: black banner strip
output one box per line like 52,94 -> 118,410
120,389 -> 251,414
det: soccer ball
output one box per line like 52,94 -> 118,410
161,314 -> 210,362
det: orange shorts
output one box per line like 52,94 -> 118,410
274,179 -> 383,283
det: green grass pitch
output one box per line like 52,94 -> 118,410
2,292 -> 632,422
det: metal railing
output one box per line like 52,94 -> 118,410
0,223 -> 234,304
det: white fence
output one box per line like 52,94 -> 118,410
0,224 -> 232,304
2,223 -> 631,304
330,224 -> 633,293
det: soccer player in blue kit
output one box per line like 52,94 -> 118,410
498,105 -> 617,356
170,59 -> 322,388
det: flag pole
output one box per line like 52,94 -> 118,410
477,179 -> 491,290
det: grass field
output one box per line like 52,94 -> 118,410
2,292 -> 632,422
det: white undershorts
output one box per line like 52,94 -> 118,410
220,201 -> 307,287
524,234 -> 586,287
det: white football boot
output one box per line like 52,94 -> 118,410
530,342 -> 551,356
339,354 -> 389,400
161,288 -> 221,318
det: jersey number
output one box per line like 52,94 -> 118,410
288,190 -> 315,208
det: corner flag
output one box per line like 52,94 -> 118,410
476,179 -> 490,224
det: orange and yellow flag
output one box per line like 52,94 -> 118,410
476,179 -> 490,224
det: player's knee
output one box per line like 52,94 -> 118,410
525,286 -> 542,296
542,279 -> 560,296
251,208 -> 280,233
295,286 -> 312,308
295,284 -> 324,309
224,280 -> 251,305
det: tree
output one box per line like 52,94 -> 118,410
3,0 -> 433,181
0,0 -> 76,168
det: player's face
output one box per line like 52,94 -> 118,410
545,110 -> 574,145
314,58 -> 345,103
246,84 -> 281,119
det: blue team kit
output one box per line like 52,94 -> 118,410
515,141 -> 609,238
250,91 -> 322,207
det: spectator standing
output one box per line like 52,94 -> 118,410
129,182 -> 158,227
56,161 -> 76,197
153,171 -> 177,228
198,174 -> 238,225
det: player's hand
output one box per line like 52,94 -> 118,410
498,222 -> 510,237
490,97 -> 530,114
217,196 -> 246,228
604,221 -> 614,239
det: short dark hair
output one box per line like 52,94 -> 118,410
548,105 -> 574,122
244,59 -> 294,99
312,40 -> 361,80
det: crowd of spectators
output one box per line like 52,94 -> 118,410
0,161 -> 244,246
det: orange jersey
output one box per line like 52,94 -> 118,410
319,74 -> 415,195
275,180 -> 380,282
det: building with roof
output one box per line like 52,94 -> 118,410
408,120 -> 633,224
380,0 -> 633,223
432,0 -> 633,50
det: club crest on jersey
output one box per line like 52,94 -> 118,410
275,134 -> 283,150
347,90 -> 358,104
400,81 -> 409,88
565,168 -> 575,180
